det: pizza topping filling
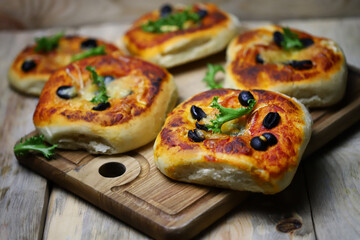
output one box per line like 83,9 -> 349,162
238,91 -> 255,106
86,66 -> 110,107
300,38 -> 314,48
273,27 -> 314,51
71,46 -> 106,62
285,60 -> 313,70
141,5 -> 204,33
80,39 -> 98,49
255,54 -> 264,64
202,63 -> 224,89
263,112 -> 281,129
191,105 -> 207,121
188,129 -> 205,142
34,32 -> 63,53
21,59 -> 37,72
160,4 -> 173,17
56,86 -> 78,99
251,132 -> 278,151
92,102 -> 111,111
103,75 -> 115,85
206,96 -> 256,133
195,121 -> 208,131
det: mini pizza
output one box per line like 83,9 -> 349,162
154,89 -> 312,194
123,3 -> 240,68
8,33 -> 122,96
33,53 -> 177,154
225,25 -> 347,108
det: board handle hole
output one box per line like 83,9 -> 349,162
98,162 -> 126,178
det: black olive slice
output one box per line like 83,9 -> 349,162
197,9 -> 208,18
262,133 -> 278,146
92,102 -> 111,111
263,112 -> 281,129
190,105 -> 207,121
195,122 -> 208,131
56,86 -> 77,99
273,31 -> 284,47
81,39 -> 98,49
188,129 -> 205,142
286,60 -> 313,70
160,4 -> 172,17
250,136 -> 267,151
256,54 -> 264,64
103,75 -> 115,85
21,60 -> 37,72
238,91 -> 255,106
300,38 -> 314,48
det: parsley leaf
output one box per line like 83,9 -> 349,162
71,46 -> 106,62
281,27 -> 303,51
86,66 -> 109,104
203,63 -> 224,89
34,32 -> 64,53
206,97 -> 256,133
142,8 -> 201,33
14,135 -> 57,159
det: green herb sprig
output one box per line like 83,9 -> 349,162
71,46 -> 106,62
203,63 -> 224,89
86,66 -> 109,104
14,135 -> 57,159
35,32 -> 64,53
142,9 -> 201,33
206,97 -> 256,133
281,27 -> 303,51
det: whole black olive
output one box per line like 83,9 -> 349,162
262,133 -> 278,146
56,86 -> 78,99
300,38 -> 314,48
81,39 -> 98,49
238,91 -> 255,106
273,31 -> 284,47
256,54 -> 264,64
92,102 -> 111,111
263,112 -> 281,129
103,75 -> 115,85
197,9 -> 208,18
188,129 -> 205,142
191,105 -> 207,121
195,122 -> 208,131
21,60 -> 37,72
286,60 -> 313,70
160,4 -> 172,17
250,136 -> 267,151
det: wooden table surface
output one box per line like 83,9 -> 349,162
1,18 -> 360,240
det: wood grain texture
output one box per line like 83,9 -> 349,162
0,0 -> 360,30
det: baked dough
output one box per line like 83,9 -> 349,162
8,35 -> 122,96
225,25 -> 347,107
154,89 -> 312,194
33,53 -> 177,154
123,3 -> 240,68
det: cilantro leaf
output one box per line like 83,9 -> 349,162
35,32 -> 64,53
71,46 -> 106,62
206,97 -> 256,133
142,8 -> 201,33
203,63 -> 224,89
86,66 -> 109,104
14,135 -> 57,159
281,27 -> 303,51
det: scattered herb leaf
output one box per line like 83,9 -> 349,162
203,63 -> 224,89
34,32 -> 64,53
14,135 -> 57,159
86,66 -> 109,104
71,46 -> 106,62
206,97 -> 256,133
142,8 -> 201,33
281,27 -> 303,51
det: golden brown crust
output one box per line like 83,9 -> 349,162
33,53 -> 177,154
154,89 -> 312,193
8,36 -> 122,95
225,25 -> 347,107
123,3 -> 240,67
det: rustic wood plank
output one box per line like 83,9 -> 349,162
0,33 -> 49,240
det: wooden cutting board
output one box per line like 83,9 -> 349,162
16,63 -> 360,240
